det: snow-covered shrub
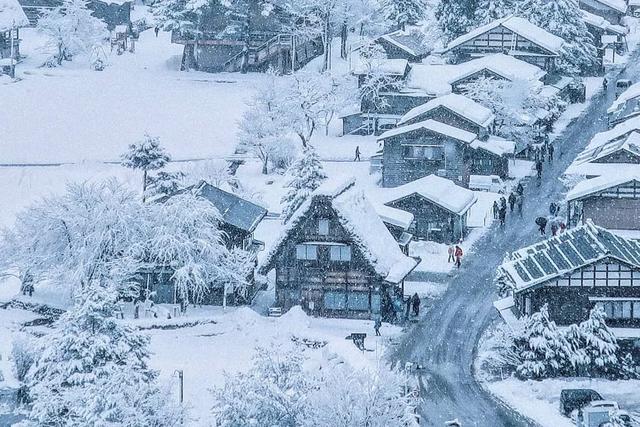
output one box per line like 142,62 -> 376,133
619,353 -> 640,380
146,171 -> 185,198
476,322 -> 522,380
11,332 -> 39,383
578,306 -> 619,375
515,304 -> 572,379
280,146 -> 328,222
185,159 -> 237,189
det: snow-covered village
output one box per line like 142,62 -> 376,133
2,0 -> 640,424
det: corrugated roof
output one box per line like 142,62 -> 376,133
568,132 -> 640,172
587,116 -> 640,150
378,27 -> 431,57
499,222 -> 640,292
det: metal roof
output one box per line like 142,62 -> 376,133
499,221 -> 640,292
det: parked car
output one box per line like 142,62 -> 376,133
616,79 -> 632,98
468,175 -> 505,193
560,389 -> 603,416
576,407 -> 632,427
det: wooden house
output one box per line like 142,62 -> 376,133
579,0 -> 627,25
375,27 -> 431,62
378,119 -> 478,187
494,222 -> 640,341
380,175 -> 477,243
141,182 -> 268,306
170,2 -> 322,73
565,131 -> 640,178
259,179 -> 419,321
582,9 -> 627,50
566,174 -> 640,234
608,82 -> 640,127
440,16 -> 564,71
18,0 -> 130,29
589,115 -> 640,152
0,0 -> 28,60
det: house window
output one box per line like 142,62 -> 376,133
403,145 -> 444,160
324,291 -> 346,310
347,292 -> 370,311
524,296 -> 532,316
295,244 -> 317,260
595,299 -> 640,319
318,219 -> 329,235
330,245 -> 352,262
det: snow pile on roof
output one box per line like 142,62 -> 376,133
378,27 -> 431,57
377,118 -> 478,143
569,132 -> 640,170
0,0 -> 28,31
608,82 -> 640,114
581,9 -> 627,35
588,116 -> 640,150
374,204 -> 414,230
593,0 -> 627,13
381,174 -> 478,215
260,178 -> 418,284
398,93 -> 495,127
352,58 -> 409,76
471,135 -> 516,157
499,221 -> 640,292
566,173 -> 640,201
406,64 -> 457,96
443,16 -> 564,55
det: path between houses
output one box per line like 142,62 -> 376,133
391,56 -> 640,427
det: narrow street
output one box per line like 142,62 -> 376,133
392,55 -> 640,427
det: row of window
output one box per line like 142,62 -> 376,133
324,291 -> 380,312
295,244 -> 352,262
403,145 -> 445,160
595,300 -> 640,320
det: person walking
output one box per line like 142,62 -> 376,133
500,196 -> 507,212
454,244 -> 463,268
516,194 -> 523,216
447,244 -> 455,263
516,182 -> 524,196
492,201 -> 499,219
535,216 -> 548,235
374,317 -> 382,336
412,293 -> 421,316
508,192 -> 516,212
548,143 -> 554,162
549,202 -> 557,216
354,145 -> 361,161
551,221 -> 559,236
499,206 -> 506,227
536,159 -> 543,179
154,26 -> 160,37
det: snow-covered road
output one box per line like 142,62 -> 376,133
391,50 -> 640,427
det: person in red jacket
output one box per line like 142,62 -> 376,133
454,244 -> 463,268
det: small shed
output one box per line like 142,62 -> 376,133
0,0 -> 28,60
381,174 -> 477,243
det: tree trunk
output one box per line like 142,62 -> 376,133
142,169 -> 147,202
262,157 -> 268,174
340,23 -> 348,59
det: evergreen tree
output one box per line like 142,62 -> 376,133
519,0 -> 598,75
579,306 -> 619,374
619,353 -> 639,380
26,284 -> 182,425
474,0 -> 516,25
381,0 -> 425,30
563,323 -> 590,375
121,134 -> 171,201
435,0 -> 477,41
515,304 -> 572,379
146,171 -> 185,199
280,146 -> 328,222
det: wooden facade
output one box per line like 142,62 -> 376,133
399,104 -> 492,138
579,0 -> 627,25
0,28 -> 20,59
568,179 -> 640,231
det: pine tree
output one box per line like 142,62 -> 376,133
515,304 -> 572,379
474,0 -> 516,25
520,0 -> 598,75
436,0 -> 477,41
27,284 -> 182,425
579,306 -> 619,374
121,134 -> 171,201
619,353 -> 639,380
146,171 -> 185,198
563,323 -> 590,376
381,0 -> 425,30
280,146 -> 328,222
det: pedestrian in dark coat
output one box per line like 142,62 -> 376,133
551,222 -> 558,236
154,26 -> 160,37
499,207 -> 506,226
354,146 -> 361,161
412,293 -> 420,316
454,245 -> 463,268
535,216 -> 548,235
492,201 -> 499,219
536,160 -> 543,179
516,183 -> 524,196
516,194 -> 523,216
374,317 -> 382,336
549,202 -> 557,216
508,192 -> 516,212
548,143 -> 554,162
500,196 -> 507,211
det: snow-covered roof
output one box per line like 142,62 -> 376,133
0,0 -> 28,31
471,135 -> 516,157
608,82 -> 640,113
381,174 -> 478,216
443,16 -> 564,55
377,27 -> 431,58
374,204 -> 414,230
588,116 -> 640,150
499,221 -> 640,292
592,0 -> 627,13
352,58 -> 409,76
569,132 -> 640,170
566,173 -> 640,201
398,93 -> 495,128
377,118 -> 478,143
406,64 -> 457,96
564,162 -> 640,178
581,9 -> 627,35
260,178 -> 419,284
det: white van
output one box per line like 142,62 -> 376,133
468,175 -> 505,193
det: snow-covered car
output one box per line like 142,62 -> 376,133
588,401 -> 619,411
560,389 -> 603,416
468,175 -> 505,193
616,79 -> 632,98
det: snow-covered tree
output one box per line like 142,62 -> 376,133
37,0 -> 108,65
280,146 -> 328,222
435,0 -> 476,41
211,346 -> 312,426
186,159 -> 238,189
563,323 -> 590,376
578,306 -> 619,374
380,0 -> 425,30
146,171 -> 185,199
474,0 -> 516,25
619,353 -> 639,380
26,283 -> 183,426
515,304 -> 572,379
121,134 -> 171,201
519,0 -> 598,75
